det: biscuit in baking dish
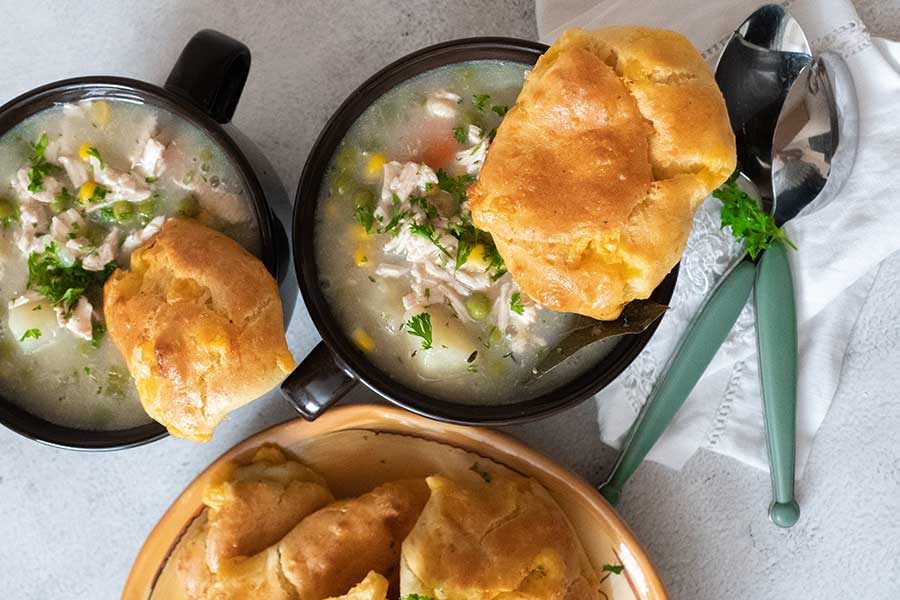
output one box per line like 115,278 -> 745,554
400,473 -> 599,599
103,218 -> 295,441
468,27 -> 735,320
203,445 -> 333,573
278,479 -> 431,600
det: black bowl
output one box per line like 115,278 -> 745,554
0,31 -> 296,450
282,37 -> 678,425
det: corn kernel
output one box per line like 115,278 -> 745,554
78,144 -> 93,161
352,327 -> 374,352
465,243 -> 491,270
78,181 -> 97,205
353,247 -> 370,267
349,224 -> 370,241
366,153 -> 385,177
91,101 -> 110,127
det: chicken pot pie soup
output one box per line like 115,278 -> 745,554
315,61 -> 618,405
0,99 -> 260,430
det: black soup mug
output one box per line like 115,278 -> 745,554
0,30 -> 296,450
282,38 -> 678,425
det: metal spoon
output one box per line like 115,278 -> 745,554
756,50 -> 858,527
598,4 -> 812,507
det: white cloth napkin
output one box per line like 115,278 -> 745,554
536,0 -> 900,473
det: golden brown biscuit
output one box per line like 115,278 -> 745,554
171,513 -> 216,600
325,572 -> 390,600
468,27 -> 735,320
208,546 -> 299,600
203,445 -> 334,573
104,218 -> 295,441
278,479 -> 431,600
400,474 -> 599,600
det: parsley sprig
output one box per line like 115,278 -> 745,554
510,291 -> 524,315
713,171 -> 795,259
406,312 -> 433,350
27,243 -> 116,314
26,133 -> 59,193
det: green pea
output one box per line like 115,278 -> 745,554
465,292 -> 491,321
176,195 -> 200,218
331,171 -> 355,196
112,201 -> 134,222
334,146 -> 357,172
352,189 -> 376,211
137,198 -> 157,226
0,197 -> 17,225
138,198 -> 156,216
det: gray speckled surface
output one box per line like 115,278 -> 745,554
0,2 -> 898,599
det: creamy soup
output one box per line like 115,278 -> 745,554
315,61 -> 615,405
0,99 -> 259,430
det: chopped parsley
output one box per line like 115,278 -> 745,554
30,133 -> 49,163
482,242 -> 507,280
491,104 -> 508,117
455,236 -> 475,270
472,94 -> 491,111
354,203 -> 375,232
144,176 -> 157,184
378,210 -> 409,237
85,146 -> 103,169
452,126 -> 468,144
27,243 -> 115,314
510,291 -> 524,315
713,170 -> 795,259
90,322 -> 106,348
410,195 -> 438,220
470,462 -> 492,482
85,184 -> 109,206
406,312 -> 433,350
401,596 -> 435,600
436,169 -> 475,204
26,133 -> 58,193
409,221 -> 451,256
19,328 -> 41,342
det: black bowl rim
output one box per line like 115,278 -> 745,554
292,36 -> 679,425
0,76 -> 278,450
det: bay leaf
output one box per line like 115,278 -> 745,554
532,300 -> 668,378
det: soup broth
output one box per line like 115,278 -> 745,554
0,98 -> 259,430
315,61 -> 615,405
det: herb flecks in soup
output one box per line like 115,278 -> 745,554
0,99 -> 258,430
315,62 -> 615,404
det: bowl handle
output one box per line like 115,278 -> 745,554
280,341 -> 357,420
165,29 -> 251,124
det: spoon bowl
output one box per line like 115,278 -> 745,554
715,3 -> 813,202
772,51 -> 859,224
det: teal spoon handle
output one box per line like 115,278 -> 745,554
754,240 -> 800,527
599,258 -> 756,506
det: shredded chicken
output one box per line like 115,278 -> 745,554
82,228 -> 121,271
58,155 -> 89,188
120,216 -> 165,260
89,156 -> 152,202
425,90 -> 461,119
454,125 -> 490,175
14,199 -> 50,254
11,167 -> 63,204
54,296 -> 93,341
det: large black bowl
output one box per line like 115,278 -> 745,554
282,37 -> 678,425
0,31 -> 296,450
